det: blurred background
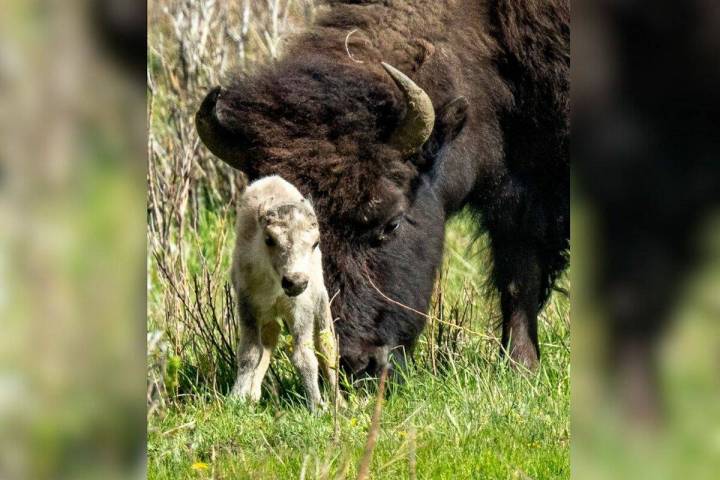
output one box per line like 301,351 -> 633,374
0,0 -> 146,479
573,0 -> 720,478
0,0 -> 718,478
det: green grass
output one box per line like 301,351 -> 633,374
147,213 -> 570,479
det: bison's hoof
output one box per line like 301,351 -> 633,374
508,344 -> 540,372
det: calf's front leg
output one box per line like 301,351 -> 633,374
287,308 -> 323,411
230,300 -> 263,400
250,320 -> 281,401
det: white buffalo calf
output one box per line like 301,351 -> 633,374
230,175 -> 341,411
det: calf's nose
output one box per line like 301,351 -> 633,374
282,273 -> 309,297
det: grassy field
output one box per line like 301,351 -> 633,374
147,1 -> 569,478
147,212 -> 570,479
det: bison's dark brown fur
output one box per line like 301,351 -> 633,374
197,0 -> 569,374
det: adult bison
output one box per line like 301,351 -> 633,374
196,0 -> 569,374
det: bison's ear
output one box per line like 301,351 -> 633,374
419,96 -> 469,166
436,96 -> 469,143
195,86 -> 250,171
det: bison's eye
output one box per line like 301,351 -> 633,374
372,216 -> 404,245
383,217 -> 402,235
265,236 -> 276,247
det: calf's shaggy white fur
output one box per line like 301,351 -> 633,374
230,175 -> 341,410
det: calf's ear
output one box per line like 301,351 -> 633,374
418,96 -> 469,168
256,201 -> 277,227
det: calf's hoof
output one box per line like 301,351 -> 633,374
229,386 -> 261,403
308,400 -> 327,414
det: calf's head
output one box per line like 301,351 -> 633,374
258,202 -> 320,297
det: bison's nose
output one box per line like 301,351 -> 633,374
282,274 -> 309,297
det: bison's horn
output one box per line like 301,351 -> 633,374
382,62 -> 436,156
195,86 -> 248,171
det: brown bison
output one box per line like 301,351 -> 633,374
196,0 -> 569,375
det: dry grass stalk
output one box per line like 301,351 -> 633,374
333,332 -> 341,442
408,425 -> 417,480
356,366 -> 390,480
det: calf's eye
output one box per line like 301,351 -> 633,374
265,236 -> 276,247
312,241 -> 319,250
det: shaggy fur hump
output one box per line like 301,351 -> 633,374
494,0 -> 570,129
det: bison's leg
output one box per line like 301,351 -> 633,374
231,306 -> 264,400
494,244 -> 543,370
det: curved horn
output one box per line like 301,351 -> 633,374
195,86 -> 248,171
382,62 -> 436,156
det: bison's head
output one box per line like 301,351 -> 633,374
196,56 -> 468,375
